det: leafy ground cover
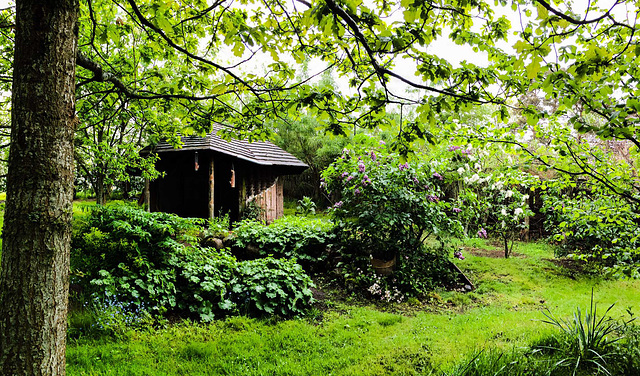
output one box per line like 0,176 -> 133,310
66,238 -> 640,375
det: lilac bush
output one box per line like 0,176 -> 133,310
322,142 -> 464,298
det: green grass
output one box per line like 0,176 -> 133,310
66,239 -> 640,375
73,199 -> 97,216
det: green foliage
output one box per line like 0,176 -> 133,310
322,140 -> 464,297
231,216 -> 334,271
203,213 -> 231,239
71,203 -> 204,315
72,203 -> 314,320
240,199 -> 266,223
341,243 -> 458,302
609,312 -> 640,376
272,115 -> 351,204
68,299 -> 159,341
66,241 -> 640,375
542,189 -> 640,278
323,140 -> 463,260
235,258 -> 314,316
482,179 -> 535,259
539,291 -> 622,376
431,145 -> 535,258
178,249 -> 314,319
295,196 -> 316,216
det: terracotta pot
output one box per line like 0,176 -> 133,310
371,255 -> 396,275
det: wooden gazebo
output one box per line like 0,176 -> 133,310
143,124 -> 307,223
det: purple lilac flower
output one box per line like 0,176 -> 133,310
362,175 -> 371,186
448,145 -> 462,152
320,178 -> 326,188
454,251 -> 465,260
358,162 -> 366,173
379,140 -> 386,145
346,175 -> 353,182
477,228 -> 488,239
453,207 -> 462,213
412,177 -> 420,184
354,188 -> 361,195
461,148 -> 472,155
427,195 -> 439,202
432,172 -> 443,180
399,162 -> 409,171
334,201 -> 343,208
341,172 -> 349,178
370,151 -> 377,161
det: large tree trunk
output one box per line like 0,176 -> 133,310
0,1 -> 78,375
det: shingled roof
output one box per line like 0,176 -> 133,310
150,123 -> 308,169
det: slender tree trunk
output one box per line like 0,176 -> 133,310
0,1 -> 78,375
95,173 -> 105,205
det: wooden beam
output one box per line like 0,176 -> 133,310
208,156 -> 215,219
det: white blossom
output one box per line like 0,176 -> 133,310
501,208 -> 507,216
457,167 -> 465,175
514,208 -> 524,217
505,190 -> 513,198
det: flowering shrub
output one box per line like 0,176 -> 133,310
322,142 -> 463,298
437,145 -> 534,257
484,180 -> 534,258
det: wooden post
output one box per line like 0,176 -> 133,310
276,178 -> 284,219
144,178 -> 150,212
208,157 -> 215,219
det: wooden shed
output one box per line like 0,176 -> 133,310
143,124 -> 307,223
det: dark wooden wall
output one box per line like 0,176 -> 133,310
149,151 -> 209,218
149,151 -> 289,223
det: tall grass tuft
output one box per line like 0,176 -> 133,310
439,348 -> 552,376
539,289 -> 621,375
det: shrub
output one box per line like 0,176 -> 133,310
231,216 -> 334,272
234,257 -> 314,316
323,145 -> 463,260
72,203 -> 314,321
610,311 -> 640,375
71,203 -> 204,314
322,141 -> 464,298
482,179 -> 534,258
542,190 -> 640,277
341,243 -> 458,302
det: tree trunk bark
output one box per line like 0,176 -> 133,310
0,1 -> 78,375
95,173 -> 105,205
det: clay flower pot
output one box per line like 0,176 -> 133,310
371,255 -> 396,275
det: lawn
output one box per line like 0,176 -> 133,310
66,239 -> 640,375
